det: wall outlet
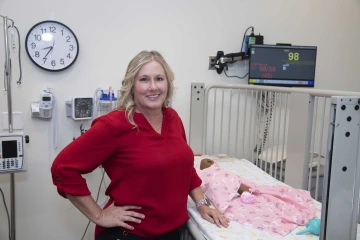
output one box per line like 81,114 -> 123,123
208,56 -> 216,70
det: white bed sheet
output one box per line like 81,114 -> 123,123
187,155 -> 360,240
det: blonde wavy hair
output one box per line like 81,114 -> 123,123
117,50 -> 175,127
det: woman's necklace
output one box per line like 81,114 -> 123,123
152,114 -> 163,131
145,113 -> 163,132
153,125 -> 162,131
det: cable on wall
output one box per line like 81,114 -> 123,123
8,25 -> 22,85
0,187 -> 11,240
255,91 -> 275,156
260,92 -> 275,155
224,68 -> 248,79
80,168 -> 107,240
240,26 -> 254,52
222,26 -> 253,79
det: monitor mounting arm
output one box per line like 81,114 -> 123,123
214,51 -> 247,74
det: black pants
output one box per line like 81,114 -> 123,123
95,225 -> 184,240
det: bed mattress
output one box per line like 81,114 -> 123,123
187,155 -> 360,240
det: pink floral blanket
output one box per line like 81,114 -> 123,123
195,161 -> 316,236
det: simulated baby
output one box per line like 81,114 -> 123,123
199,158 -> 256,204
195,158 -> 317,236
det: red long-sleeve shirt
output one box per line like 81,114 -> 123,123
51,108 -> 201,237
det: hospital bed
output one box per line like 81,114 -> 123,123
183,83 -> 360,240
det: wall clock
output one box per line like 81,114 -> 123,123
25,20 -> 79,71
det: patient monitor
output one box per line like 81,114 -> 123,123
0,132 -> 25,173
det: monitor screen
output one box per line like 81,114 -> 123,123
2,140 -> 17,158
248,44 -> 317,87
42,96 -> 51,101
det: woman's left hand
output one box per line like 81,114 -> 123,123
197,205 -> 230,228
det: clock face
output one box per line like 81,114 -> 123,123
25,20 -> 79,71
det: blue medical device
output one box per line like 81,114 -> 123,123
296,218 -> 321,236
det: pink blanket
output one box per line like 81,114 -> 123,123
195,161 -> 316,236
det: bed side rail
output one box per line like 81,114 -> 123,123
189,83 -> 360,202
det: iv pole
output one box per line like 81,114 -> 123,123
1,14 -> 16,240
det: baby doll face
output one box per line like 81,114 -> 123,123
200,158 -> 215,170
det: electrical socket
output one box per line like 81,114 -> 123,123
208,56 -> 216,70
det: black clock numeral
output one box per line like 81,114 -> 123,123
35,51 -> 40,58
43,57 -> 47,64
60,58 -> 65,65
51,60 -> 56,67
49,26 -> 56,33
69,45 -> 74,51
67,53 -> 71,59
34,35 -> 41,41
40,28 -> 47,34
31,43 -> 36,49
61,29 -> 64,36
66,36 -> 71,42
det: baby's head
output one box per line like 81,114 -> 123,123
200,158 -> 215,170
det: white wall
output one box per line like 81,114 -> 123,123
0,0 -> 359,239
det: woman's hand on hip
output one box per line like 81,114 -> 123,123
95,203 -> 145,230
198,205 -> 229,228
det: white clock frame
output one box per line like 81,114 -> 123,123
25,20 -> 79,72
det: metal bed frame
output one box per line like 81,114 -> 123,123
186,83 -> 360,240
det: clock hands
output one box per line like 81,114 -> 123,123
43,46 -> 53,63
41,40 -> 55,50
41,46 -> 52,50
42,40 -> 56,63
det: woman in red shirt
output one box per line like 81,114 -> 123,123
51,50 -> 228,240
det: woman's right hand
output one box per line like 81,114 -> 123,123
95,203 -> 145,230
